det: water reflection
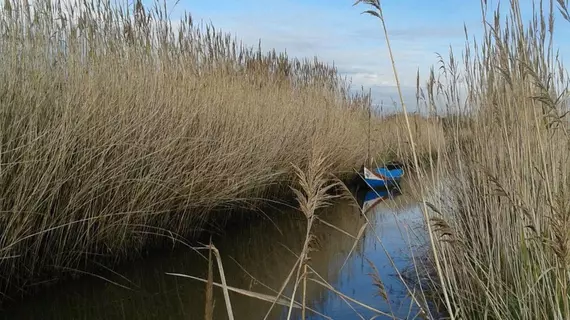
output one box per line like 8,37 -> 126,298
0,178 -> 430,320
357,187 -> 402,214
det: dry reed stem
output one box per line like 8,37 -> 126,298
333,176 -> 435,317
165,272 -> 332,318
279,239 -> 369,319
355,198 -> 429,316
308,278 -> 403,319
261,249 -> 302,320
205,240 -> 214,320
285,154 -> 340,319
302,263 -> 307,320
405,0 -> 570,318
339,223 -> 367,271
202,245 -> 233,320
354,1 -> 456,318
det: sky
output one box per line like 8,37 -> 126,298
142,0 -> 570,112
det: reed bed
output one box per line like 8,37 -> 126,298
414,1 -> 569,319
0,0 -> 445,302
354,0 -> 570,318
371,113 -> 445,166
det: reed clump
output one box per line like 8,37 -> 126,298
415,0 -> 570,318
356,0 -> 570,318
0,0 -> 447,300
372,113 -> 445,165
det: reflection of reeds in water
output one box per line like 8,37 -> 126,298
0,191 -> 395,319
0,161 -> 434,320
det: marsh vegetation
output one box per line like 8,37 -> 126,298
0,0 -> 569,319
0,0 -> 441,303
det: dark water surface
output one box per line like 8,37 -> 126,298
0,178 -> 434,320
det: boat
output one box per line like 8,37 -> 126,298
360,162 -> 404,189
359,187 -> 401,213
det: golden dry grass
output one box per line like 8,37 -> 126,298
357,0 -> 570,318
0,0 -> 444,301
371,113 -> 445,165
415,1 -> 570,319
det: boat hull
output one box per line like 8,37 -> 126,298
363,177 -> 399,188
361,165 -> 404,189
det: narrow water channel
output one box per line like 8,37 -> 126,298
0,176 -> 434,320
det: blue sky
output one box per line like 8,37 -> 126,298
145,0 -> 570,111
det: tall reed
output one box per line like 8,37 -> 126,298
0,0 -> 447,300
419,1 -> 570,318
356,0 -> 570,318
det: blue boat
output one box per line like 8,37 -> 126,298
361,163 -> 404,189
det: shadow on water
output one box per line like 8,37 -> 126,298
0,175 -> 435,320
